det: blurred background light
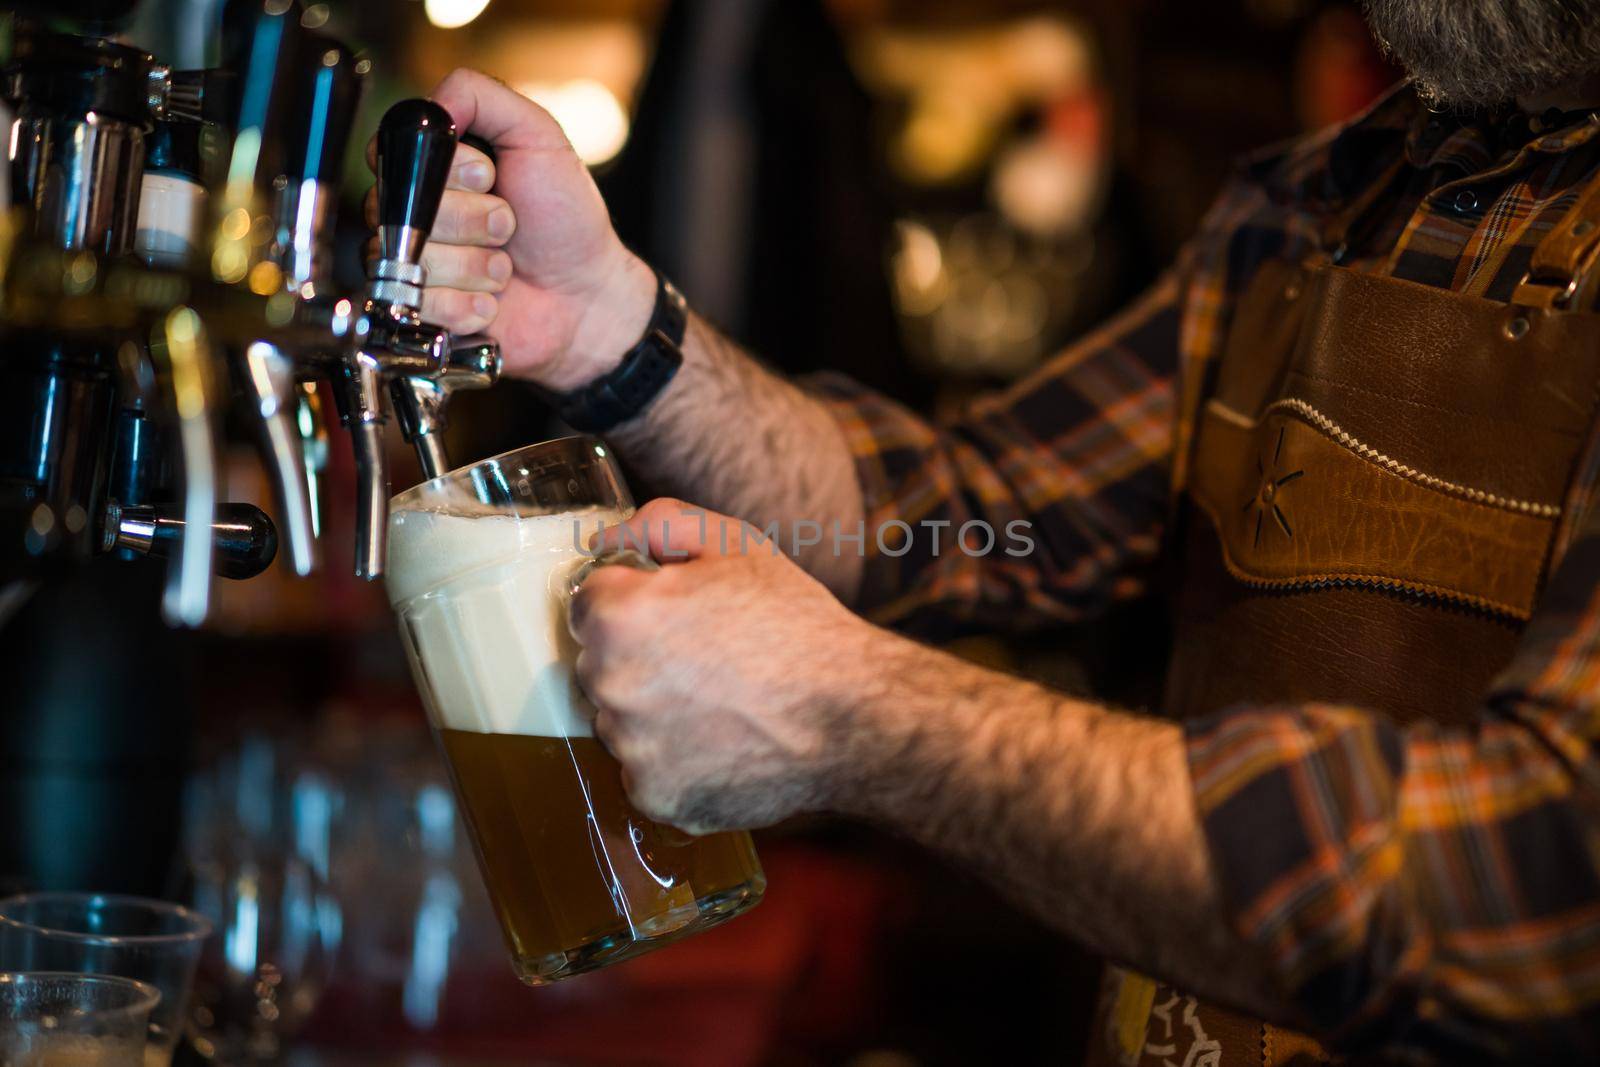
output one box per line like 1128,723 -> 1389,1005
516,78 -> 631,166
423,0 -> 491,31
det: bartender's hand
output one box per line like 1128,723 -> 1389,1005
365,67 -> 655,391
570,499 -> 874,834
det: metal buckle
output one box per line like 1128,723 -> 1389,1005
1518,269 -> 1581,309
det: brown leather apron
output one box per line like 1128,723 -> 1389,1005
1086,173 -> 1600,1066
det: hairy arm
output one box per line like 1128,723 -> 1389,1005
828,626 -> 1288,1023
609,313 -> 865,599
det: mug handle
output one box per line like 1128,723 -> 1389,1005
565,548 -> 659,642
562,547 -> 700,849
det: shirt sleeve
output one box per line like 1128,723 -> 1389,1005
1185,482 -> 1600,1061
806,268 -> 1184,636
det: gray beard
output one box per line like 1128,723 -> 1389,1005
1361,0 -> 1600,110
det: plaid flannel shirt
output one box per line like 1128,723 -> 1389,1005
815,86 -> 1600,1061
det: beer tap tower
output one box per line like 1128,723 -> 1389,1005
0,0 -> 506,901
0,0 -> 502,628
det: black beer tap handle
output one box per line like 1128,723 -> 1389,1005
376,98 -> 457,269
285,34 -> 367,190
351,98 -> 463,576
112,503 -> 279,580
219,0 -> 309,193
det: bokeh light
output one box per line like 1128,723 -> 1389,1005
515,79 -> 631,166
424,0 -> 491,31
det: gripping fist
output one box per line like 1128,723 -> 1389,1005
365,68 -> 655,390
569,500 -> 874,834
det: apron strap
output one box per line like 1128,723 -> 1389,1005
1513,173 -> 1600,310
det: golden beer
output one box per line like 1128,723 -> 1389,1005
440,730 -> 762,978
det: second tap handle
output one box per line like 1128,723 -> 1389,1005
376,98 -> 457,270
113,503 -> 279,580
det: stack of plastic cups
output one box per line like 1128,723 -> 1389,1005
0,893 -> 211,1066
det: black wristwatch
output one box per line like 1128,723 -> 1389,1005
549,272 -> 687,433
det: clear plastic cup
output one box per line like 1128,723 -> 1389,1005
0,895 -> 210,1066
0,971 -> 160,1067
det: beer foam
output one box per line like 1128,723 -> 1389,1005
386,507 -> 626,739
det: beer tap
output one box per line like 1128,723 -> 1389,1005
241,340 -> 312,571
334,97 -> 501,578
273,36 -> 366,295
0,0 -> 504,606
242,31 -> 368,577
1,25 -> 161,580
0,17 -> 249,626
389,337 -> 501,481
108,500 -> 277,580
213,0 -> 492,579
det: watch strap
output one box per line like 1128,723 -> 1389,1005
553,273 -> 687,433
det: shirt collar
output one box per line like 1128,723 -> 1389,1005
1242,83 -> 1600,212
1400,96 -> 1600,173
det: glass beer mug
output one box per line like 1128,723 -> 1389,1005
386,436 -> 765,984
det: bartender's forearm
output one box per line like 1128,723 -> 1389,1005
827,627 -> 1291,1023
597,274 -> 865,598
